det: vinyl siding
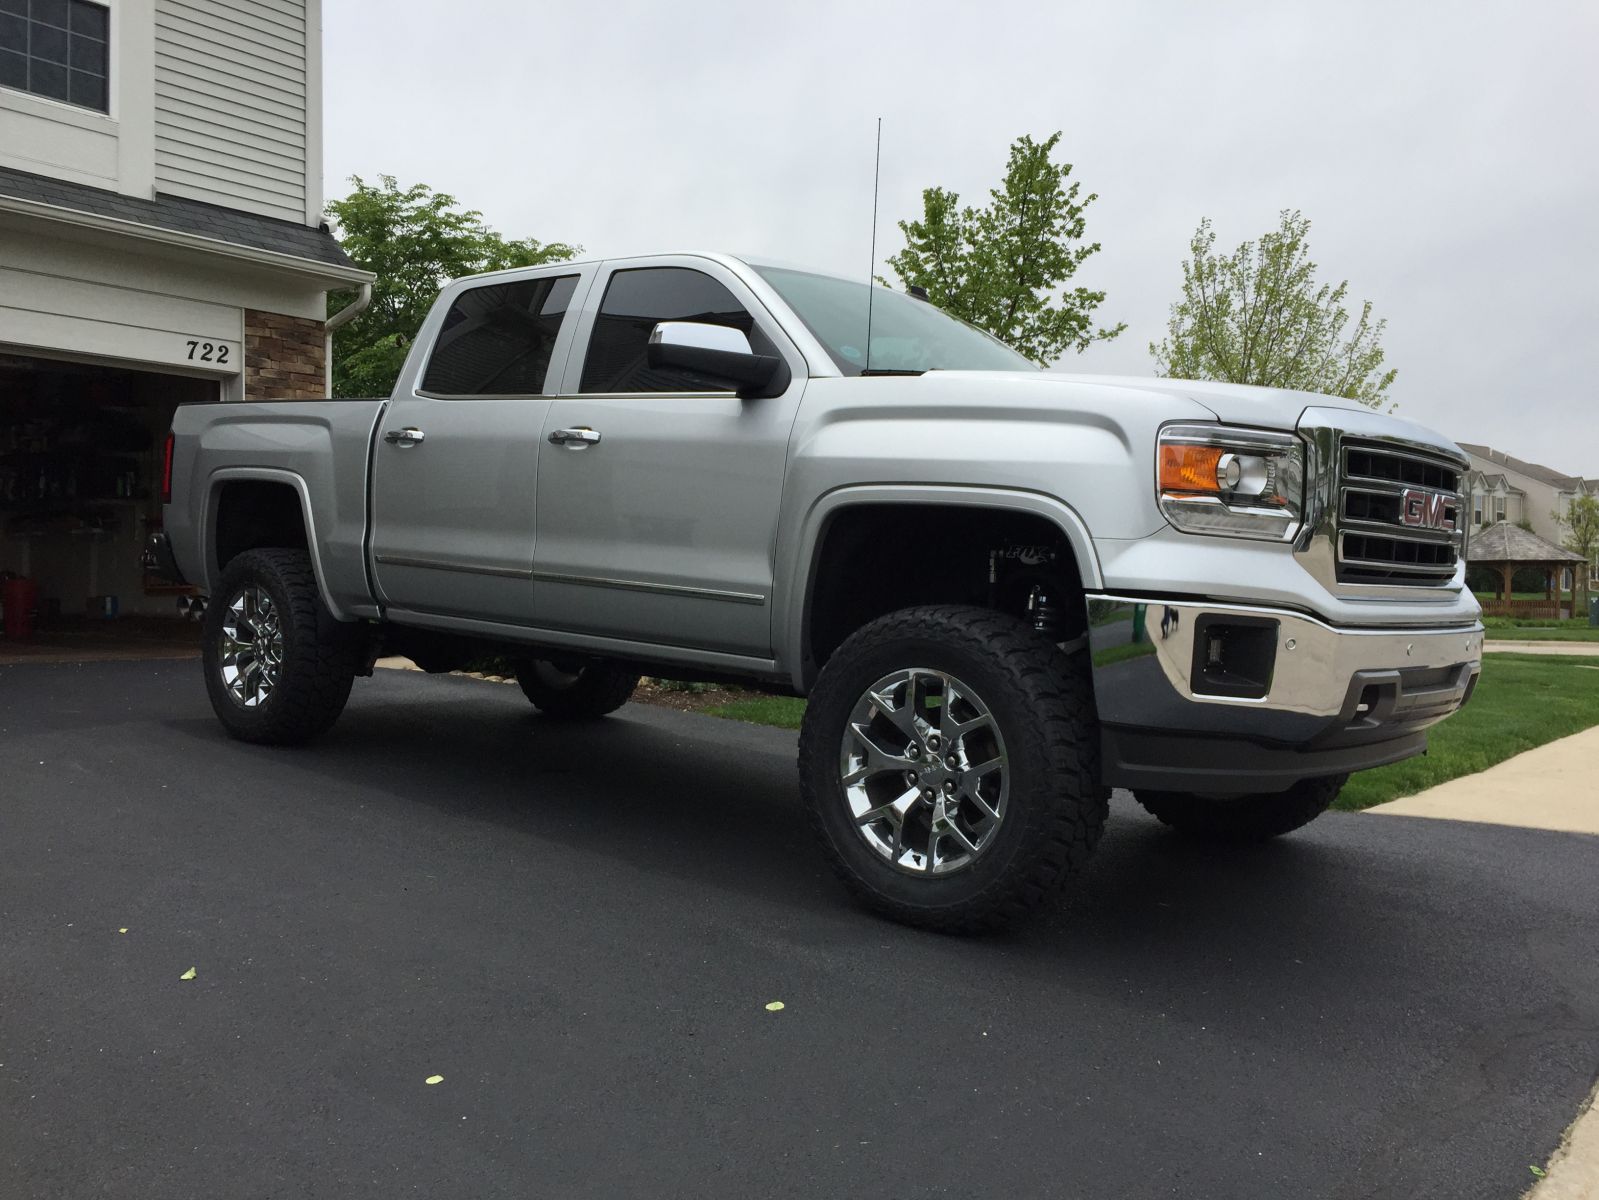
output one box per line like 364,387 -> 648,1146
152,0 -> 309,224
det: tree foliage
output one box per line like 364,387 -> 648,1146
886,132 -> 1124,365
1150,210 -> 1396,408
1556,494 -> 1599,592
325,175 -> 578,397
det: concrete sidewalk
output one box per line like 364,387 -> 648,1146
1531,1092 -> 1599,1200
1366,724 -> 1599,835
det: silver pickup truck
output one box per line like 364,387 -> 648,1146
153,251 -> 1483,931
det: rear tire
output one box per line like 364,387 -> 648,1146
514,658 -> 639,720
1133,775 -> 1348,841
798,605 -> 1105,934
202,548 -> 359,745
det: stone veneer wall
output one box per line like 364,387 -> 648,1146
243,309 -> 326,400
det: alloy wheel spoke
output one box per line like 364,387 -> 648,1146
843,724 -> 918,784
940,816 -> 981,856
963,789 -> 1002,823
857,786 -> 920,829
867,682 -> 921,743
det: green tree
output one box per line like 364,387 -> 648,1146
325,175 -> 578,397
886,132 -> 1124,364
1150,210 -> 1396,408
1555,493 -> 1599,606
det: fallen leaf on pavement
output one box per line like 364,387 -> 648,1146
425,1075 -> 444,1085
179,968 -> 196,980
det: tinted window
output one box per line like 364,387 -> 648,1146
0,0 -> 107,112
579,267 -> 769,393
421,274 -> 578,396
752,265 -> 1034,375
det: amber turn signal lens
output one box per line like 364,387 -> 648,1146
1159,444 -> 1225,494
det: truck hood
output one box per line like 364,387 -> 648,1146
1046,373 -> 1363,429
1045,374 -> 1466,459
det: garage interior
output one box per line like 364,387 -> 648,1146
0,353 -> 215,662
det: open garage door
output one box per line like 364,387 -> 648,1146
0,353 -> 217,661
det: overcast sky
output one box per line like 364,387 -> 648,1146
323,0 -> 1598,477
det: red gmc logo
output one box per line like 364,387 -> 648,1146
1401,488 -> 1456,532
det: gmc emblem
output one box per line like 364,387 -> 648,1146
1400,488 -> 1456,532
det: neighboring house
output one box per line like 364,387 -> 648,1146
1457,443 -> 1594,572
0,0 -> 372,619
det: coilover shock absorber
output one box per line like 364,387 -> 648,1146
1027,583 -> 1063,641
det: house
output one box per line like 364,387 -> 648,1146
1456,443 -> 1594,577
0,0 -> 372,622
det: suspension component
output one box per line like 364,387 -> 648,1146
1027,583 -> 1063,640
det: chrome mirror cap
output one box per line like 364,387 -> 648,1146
648,321 -> 753,356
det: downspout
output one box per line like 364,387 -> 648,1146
324,281 -> 373,394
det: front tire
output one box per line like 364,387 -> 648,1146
1133,775 -> 1348,841
514,658 -> 639,720
798,605 -> 1105,934
202,548 -> 359,745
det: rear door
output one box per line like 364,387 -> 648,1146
368,267 -> 590,623
532,258 -> 806,656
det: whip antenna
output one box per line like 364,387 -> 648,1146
864,117 -> 882,375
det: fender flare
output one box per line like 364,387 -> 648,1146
201,467 -> 348,621
777,484 -> 1104,692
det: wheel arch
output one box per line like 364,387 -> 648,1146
203,468 -> 346,620
783,486 -> 1103,692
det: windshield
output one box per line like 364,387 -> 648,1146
751,265 -> 1036,375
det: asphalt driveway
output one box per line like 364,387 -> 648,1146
2,660 -> 1597,1199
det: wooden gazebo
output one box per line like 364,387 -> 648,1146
1465,521 -> 1587,619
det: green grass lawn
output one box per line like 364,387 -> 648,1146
1485,625 -> 1599,642
704,656 -> 1599,814
703,694 -> 807,729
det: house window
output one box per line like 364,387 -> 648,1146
0,0 -> 109,113
1473,496 -> 1483,526
1494,498 -> 1506,524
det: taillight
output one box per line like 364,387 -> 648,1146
160,431 -> 175,505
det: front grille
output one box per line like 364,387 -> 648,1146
1336,440 -> 1465,585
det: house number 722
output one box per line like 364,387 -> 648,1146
185,340 -> 231,364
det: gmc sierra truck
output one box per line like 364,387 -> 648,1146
152,252 -> 1483,931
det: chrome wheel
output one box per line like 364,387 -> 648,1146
840,668 -> 1008,876
219,585 -> 284,709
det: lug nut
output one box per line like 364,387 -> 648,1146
907,745 -> 921,760
945,754 -> 959,769
921,789 -> 935,802
942,780 -> 956,794
927,734 -> 942,751
905,771 -> 917,786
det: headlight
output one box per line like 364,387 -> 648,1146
1156,424 -> 1304,541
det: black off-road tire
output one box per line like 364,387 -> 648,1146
1133,774 -> 1348,841
514,659 -> 639,720
798,605 -> 1106,934
202,548 -> 360,745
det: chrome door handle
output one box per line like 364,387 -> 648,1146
384,427 -> 425,447
549,427 -> 601,446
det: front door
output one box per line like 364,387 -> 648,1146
369,269 -> 585,624
532,261 -> 805,656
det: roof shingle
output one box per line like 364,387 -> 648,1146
1457,443 -> 1585,492
1464,521 -> 1585,564
0,165 -> 358,271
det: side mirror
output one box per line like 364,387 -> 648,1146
646,322 -> 788,397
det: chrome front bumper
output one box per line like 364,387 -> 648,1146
1088,596 -> 1483,793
